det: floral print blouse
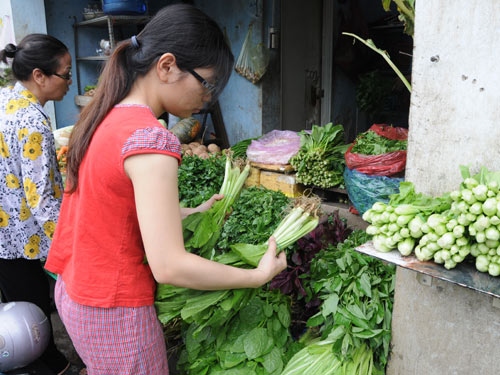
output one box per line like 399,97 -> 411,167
0,82 -> 63,260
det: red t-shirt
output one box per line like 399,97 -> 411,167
45,105 -> 182,307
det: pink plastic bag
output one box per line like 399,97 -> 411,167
246,130 -> 301,164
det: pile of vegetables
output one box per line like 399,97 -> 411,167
364,166 -> 500,276
282,230 -> 395,375
289,123 -> 349,188
178,154 -> 225,208
351,130 -> 407,155
216,187 -> 290,253
180,141 -> 221,159
363,182 -> 451,256
177,289 -> 293,375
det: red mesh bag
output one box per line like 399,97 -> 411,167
345,124 -> 408,176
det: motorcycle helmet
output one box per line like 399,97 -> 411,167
0,301 -> 50,372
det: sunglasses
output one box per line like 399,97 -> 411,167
53,70 -> 72,81
188,69 -> 216,94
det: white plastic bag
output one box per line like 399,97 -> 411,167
235,24 -> 269,84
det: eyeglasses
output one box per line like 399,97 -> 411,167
188,69 -> 216,94
53,70 -> 72,81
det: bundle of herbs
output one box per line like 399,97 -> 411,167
289,123 -> 350,188
351,129 -> 407,155
299,230 -> 395,374
178,154 -> 225,208
216,187 -> 290,253
182,154 -> 250,257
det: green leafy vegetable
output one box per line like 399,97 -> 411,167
304,230 -> 394,373
289,123 -> 349,188
216,187 -> 290,253
351,130 -> 407,155
178,154 -> 225,208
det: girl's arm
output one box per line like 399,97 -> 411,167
124,153 -> 286,290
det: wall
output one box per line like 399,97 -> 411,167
44,0 -> 275,144
45,0 -> 106,128
195,0 -> 274,143
388,1 -> 500,374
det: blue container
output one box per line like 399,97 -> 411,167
102,0 -> 147,15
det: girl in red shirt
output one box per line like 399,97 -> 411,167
45,4 -> 286,374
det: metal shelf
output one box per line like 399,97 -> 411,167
356,241 -> 500,298
75,15 -> 151,27
76,56 -> 109,61
73,14 -> 150,96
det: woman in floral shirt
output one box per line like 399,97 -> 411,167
0,34 -> 72,374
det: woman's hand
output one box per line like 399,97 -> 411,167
254,237 -> 287,285
195,193 -> 224,213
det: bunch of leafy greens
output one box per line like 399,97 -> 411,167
289,123 -> 350,188
216,187 -> 290,253
182,156 -> 250,257
178,154 -> 226,208
351,130 -> 407,155
304,230 -> 395,374
176,289 -> 292,375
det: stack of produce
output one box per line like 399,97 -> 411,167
344,124 -> 407,215
289,123 -> 349,188
281,230 -> 395,375
362,182 -> 451,257
364,166 -> 500,276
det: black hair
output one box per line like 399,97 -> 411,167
66,3 -> 234,192
124,3 -> 234,101
0,33 -> 68,81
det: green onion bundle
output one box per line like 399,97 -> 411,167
230,197 -> 321,266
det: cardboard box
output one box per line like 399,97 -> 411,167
244,166 -> 261,187
259,170 -> 304,198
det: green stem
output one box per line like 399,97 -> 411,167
392,0 -> 415,22
219,156 -> 232,195
272,207 -> 304,240
342,32 -> 411,93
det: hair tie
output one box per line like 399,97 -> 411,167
4,44 -> 18,58
131,35 -> 140,49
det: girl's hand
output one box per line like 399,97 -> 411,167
254,237 -> 287,285
195,194 -> 224,213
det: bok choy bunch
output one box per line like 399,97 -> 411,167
230,197 -> 321,266
446,166 -> 500,275
362,182 -> 451,256
182,154 -> 250,257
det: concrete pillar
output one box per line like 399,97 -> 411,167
387,1 -> 500,374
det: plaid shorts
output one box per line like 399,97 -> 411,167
54,277 -> 169,375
